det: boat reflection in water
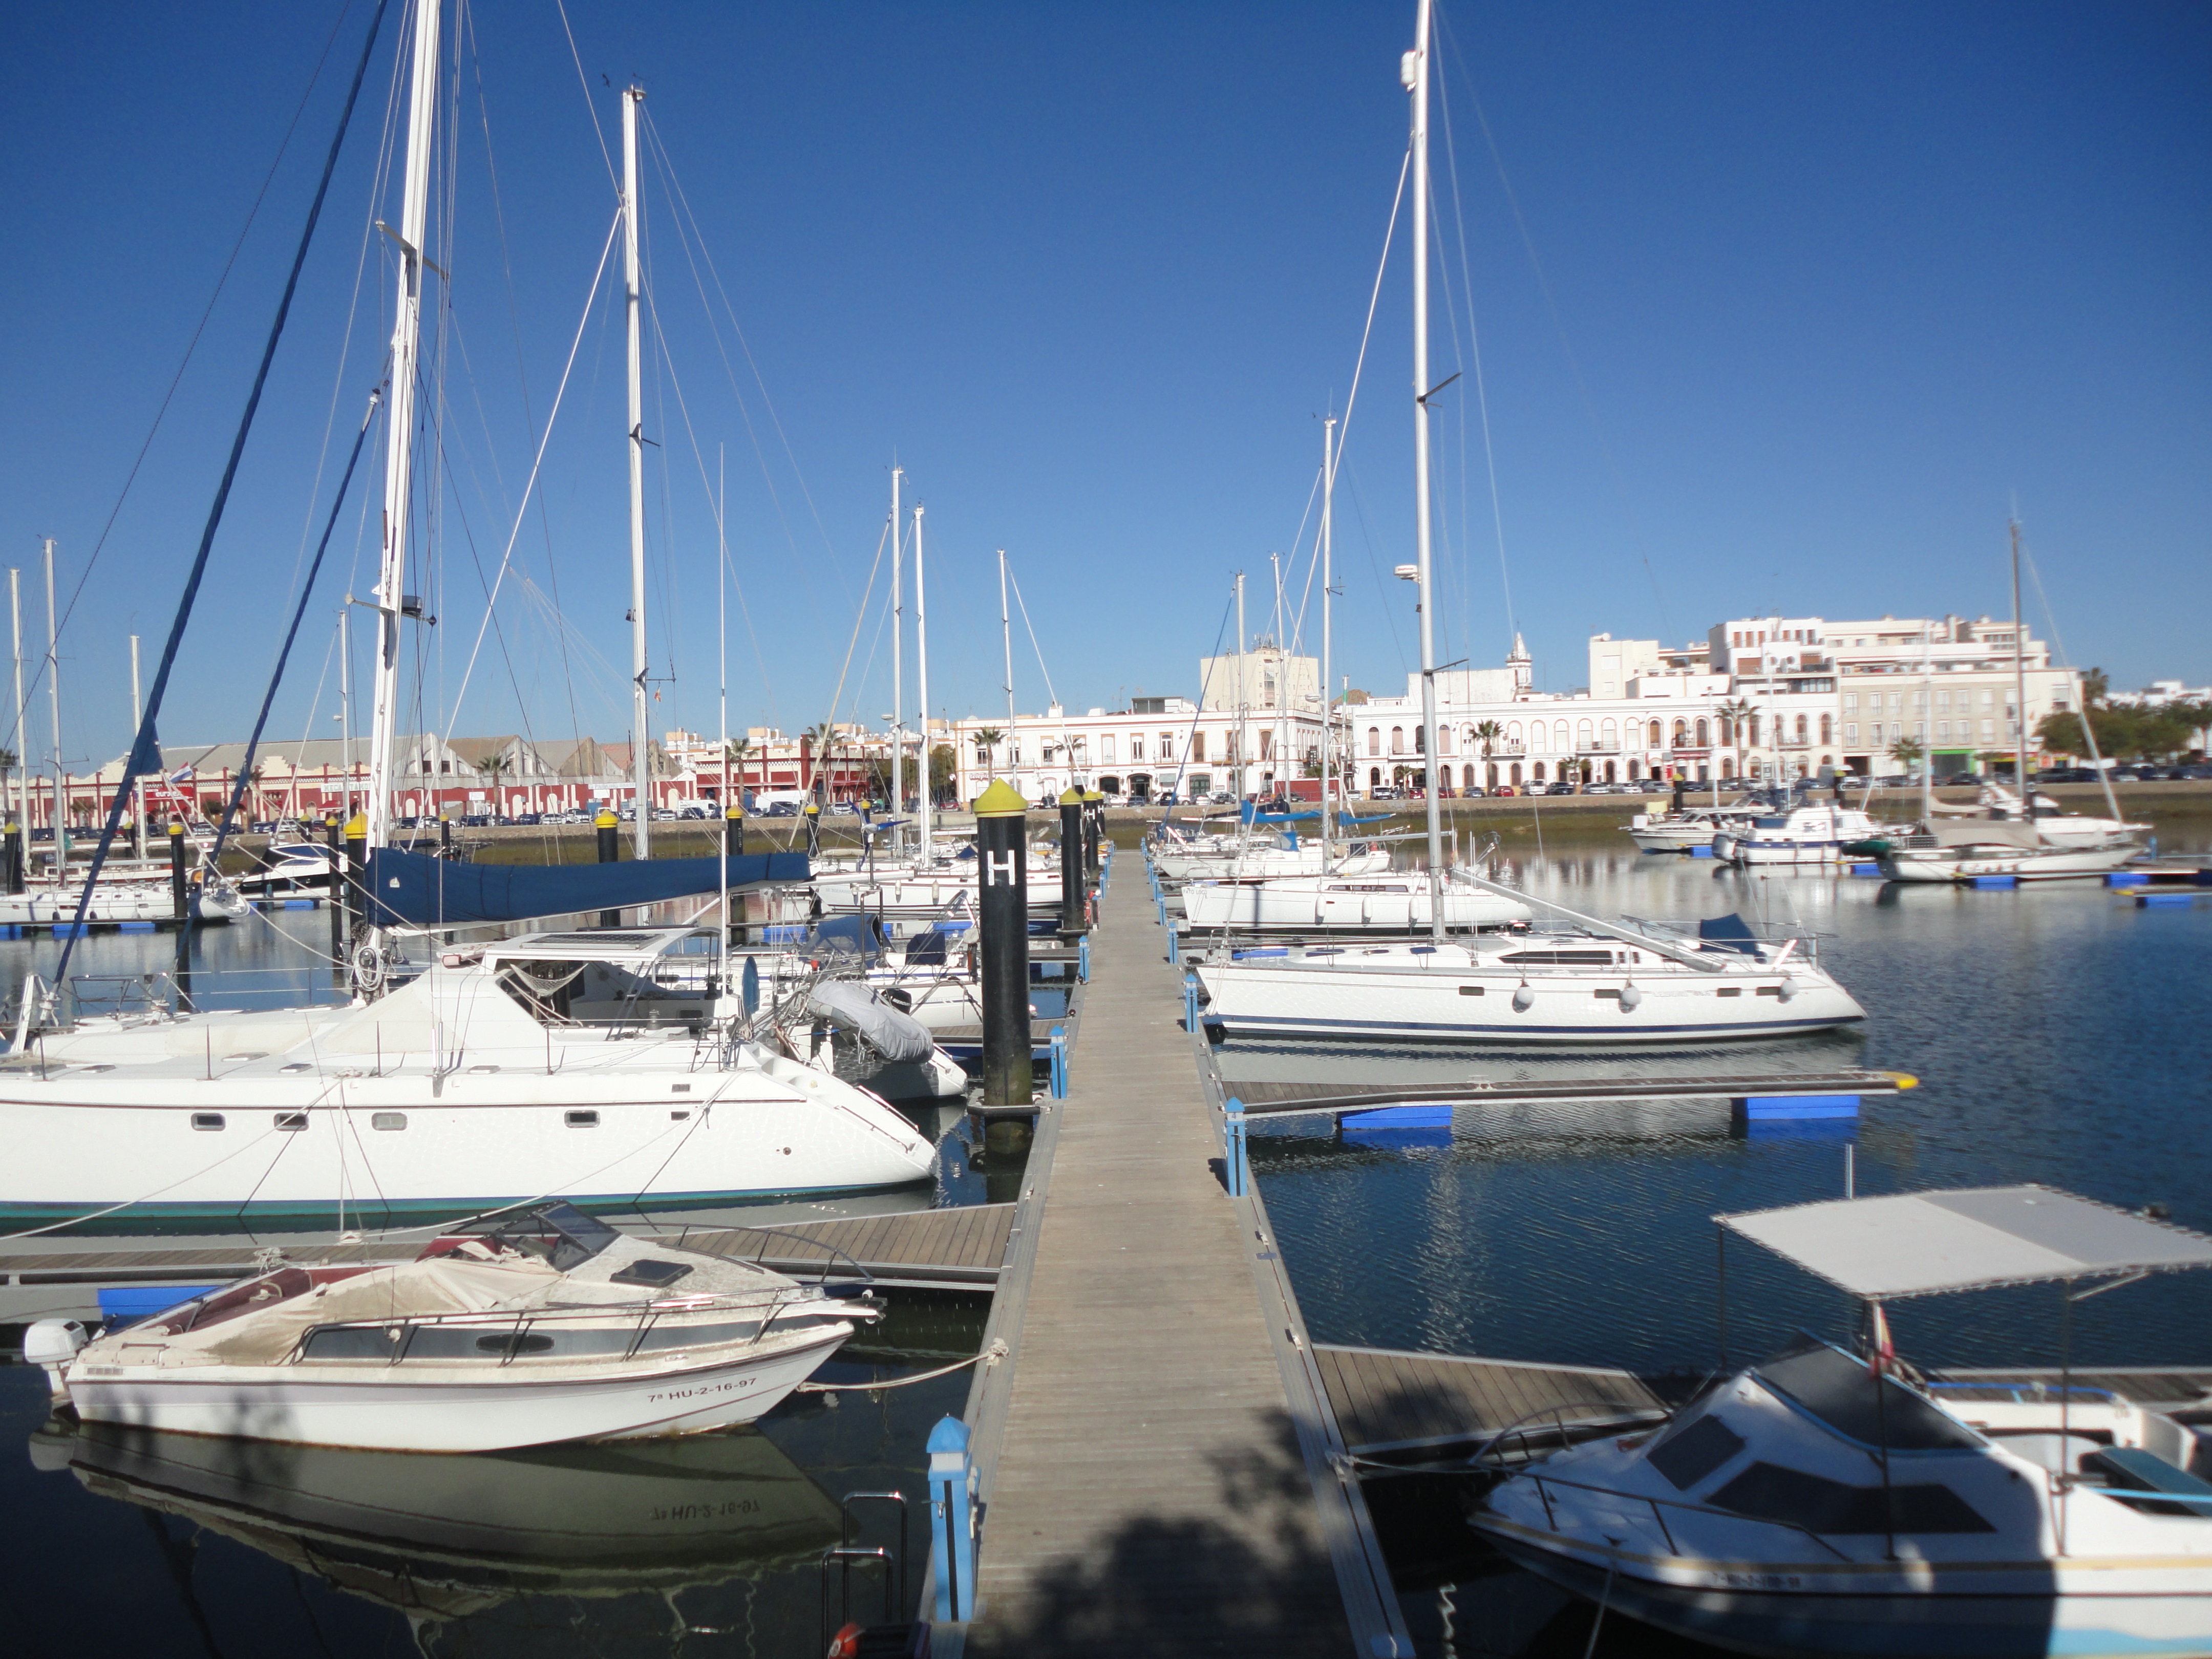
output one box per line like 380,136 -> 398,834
32,1416 -> 839,1627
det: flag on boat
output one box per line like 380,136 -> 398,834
364,847 -> 809,928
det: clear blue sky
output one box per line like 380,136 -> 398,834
4,1 -> 2205,775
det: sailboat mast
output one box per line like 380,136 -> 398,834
1235,570 -> 1246,801
889,466 -> 903,842
999,547 -> 1015,742
130,634 -> 146,860
1408,0 -> 1443,939
622,85 -> 651,857
366,0 -> 440,850
914,505 -> 933,865
1272,550 -> 1288,796
1321,414 -> 1336,847
8,570 -> 23,839
44,539 -> 62,857
2010,519 -> 2028,800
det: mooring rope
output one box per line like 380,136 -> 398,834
796,1336 -> 1008,1394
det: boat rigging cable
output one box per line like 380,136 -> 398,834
48,0 -> 393,1002
209,388 -> 382,863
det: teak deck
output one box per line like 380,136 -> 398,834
958,865 -> 1363,1656
1314,1344 -> 1667,1459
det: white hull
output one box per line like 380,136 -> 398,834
1196,944 -> 1863,1043
65,1329 -> 847,1452
1628,825 -> 1721,853
1154,843 -> 1340,883
0,880 -> 247,926
1717,805 -> 1880,867
1180,872 -> 1528,934
1880,841 -> 2145,884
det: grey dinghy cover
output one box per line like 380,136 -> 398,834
803,980 -> 935,1064
365,848 -> 810,927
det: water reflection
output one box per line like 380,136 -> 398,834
34,1420 -> 839,1624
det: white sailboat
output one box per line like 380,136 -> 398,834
1179,861 -> 1526,934
1715,799 -> 1882,866
0,1 -> 940,1229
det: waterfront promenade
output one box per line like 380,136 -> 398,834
961,866 -> 1355,1656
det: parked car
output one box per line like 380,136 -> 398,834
1460,785 -> 1486,799
1155,791 -> 1179,806
2179,763 -> 2212,780
763,801 -> 798,818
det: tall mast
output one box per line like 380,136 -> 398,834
889,465 -> 903,844
2010,518 -> 2028,800
999,548 -> 1015,765
1408,0 -> 1443,938
1321,414 -> 1336,846
623,84 -> 651,857
130,634 -> 146,860
367,0 -> 441,849
914,505 -> 933,865
338,606 -> 353,817
44,539 -> 63,857
1920,623 -> 1932,823
9,570 -> 24,838
1234,570 -> 1246,800
1271,550 -> 1288,795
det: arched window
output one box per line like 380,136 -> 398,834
1414,727 -> 1425,754
1507,720 -> 1524,745
1509,762 -> 1522,786
1533,761 -> 1547,782
1390,726 -> 1404,754
1695,718 -> 1710,747
1648,719 -> 1663,748
1439,726 -> 1454,755
1369,767 -> 1381,788
1749,714 -> 1762,747
1820,713 -> 1834,745
1601,717 -> 1617,749
1555,720 -> 1570,752
1461,725 -> 1477,752
1672,718 -> 1688,748
1486,761 -> 1499,788
1604,760 -> 1617,782
1795,714 -> 1809,745
1577,718 -> 1593,751
1627,759 -> 1640,780
1368,727 -> 1380,756
1718,716 -> 1732,747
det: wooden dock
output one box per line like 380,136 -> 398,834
0,1204 -> 1013,1321
1314,1344 -> 1668,1462
954,861 -> 1391,1656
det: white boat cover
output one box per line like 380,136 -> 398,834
804,980 -> 935,1064
1716,1185 -> 2212,1300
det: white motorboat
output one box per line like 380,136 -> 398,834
1179,858 -> 1522,935
1473,1185 -> 2212,1658
1715,802 -> 1880,866
25,1201 -> 877,1451
1943,783 -> 2148,850
0,927 -> 938,1231
235,839 -> 339,899
1152,828 -> 1340,884
1627,802 -> 1763,854
1194,910 -> 1862,1042
1877,819 -> 2145,884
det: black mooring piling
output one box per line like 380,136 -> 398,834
1058,786 -> 1087,943
595,807 -> 621,927
975,778 -> 1032,1108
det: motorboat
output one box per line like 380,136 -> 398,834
1878,820 -> 2146,884
25,1201 -> 877,1451
1179,859 -> 1524,935
1193,910 -> 1863,1042
1473,1185 -> 2212,1658
1715,802 -> 1881,866
1152,825 -> 1341,884
1960,783 -> 2148,850
0,926 -> 939,1231
35,1415 -> 840,1624
234,839 -> 339,899
1627,802 -> 1763,854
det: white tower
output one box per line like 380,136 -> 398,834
1507,632 -> 1533,693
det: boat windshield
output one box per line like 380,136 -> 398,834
479,1201 -> 623,1271
1752,1338 -> 1981,1452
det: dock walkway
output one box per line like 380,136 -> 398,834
958,865 -> 1371,1656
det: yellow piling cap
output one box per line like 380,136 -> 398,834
1884,1071 -> 1920,1091
805,800 -> 820,815
169,818 -> 186,836
344,812 -> 367,837
594,809 -> 619,828
726,799 -> 744,819
1084,789 -> 1104,803
973,778 -> 1028,818
1058,786 -> 1084,805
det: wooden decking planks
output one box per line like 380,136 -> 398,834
962,867 -> 1356,1656
1228,1071 -> 1909,1115
1315,1344 -> 1666,1457
676,1205 -> 1013,1286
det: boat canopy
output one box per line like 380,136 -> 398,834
366,848 -> 809,928
1717,1185 -> 2212,1300
1695,913 -> 1762,954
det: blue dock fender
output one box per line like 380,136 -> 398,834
927,1416 -> 977,1622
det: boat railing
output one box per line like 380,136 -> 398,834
1469,1401 -> 1675,1469
1501,1469 -> 1855,1563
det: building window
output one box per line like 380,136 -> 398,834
1694,718 -> 1709,747
1190,733 -> 1205,763
1101,735 -> 1116,764
1533,761 -> 1546,782
1794,715 -> 1809,745
1368,728 -> 1380,756
1749,714 -> 1761,747
1843,692 -> 1858,714
1439,727 -> 1453,755
1159,733 -> 1174,760
1602,718 -> 1618,749
1578,718 -> 1594,750
1413,727 -> 1424,754
1845,722 -> 1858,742
1128,735 -> 1142,761
1508,721 -> 1524,745
1509,763 -> 1522,785
1648,719 -> 1663,748
1391,726 -> 1405,754
1819,713 -> 1833,745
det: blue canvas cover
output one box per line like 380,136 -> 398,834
1697,912 -> 1762,954
364,847 -> 810,928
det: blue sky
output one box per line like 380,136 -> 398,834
3,1 -> 2205,774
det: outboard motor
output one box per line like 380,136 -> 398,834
23,1320 -> 87,1402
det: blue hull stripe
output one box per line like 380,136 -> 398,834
1208,1011 -> 1860,1041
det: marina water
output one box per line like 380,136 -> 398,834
2,834 -> 2208,1654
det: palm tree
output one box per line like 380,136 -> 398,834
804,721 -> 838,801
1471,720 -> 1502,790
974,727 -> 1004,763
724,736 -> 752,805
1892,735 -> 1926,776
477,751 -> 510,817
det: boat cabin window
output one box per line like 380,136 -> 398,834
1646,1412 -> 1747,1490
372,1112 -> 406,1131
1753,1340 -> 1982,1452
1711,1461 -> 1993,1534
192,1113 -> 225,1131
1499,950 -> 1615,966
475,1200 -> 621,1271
